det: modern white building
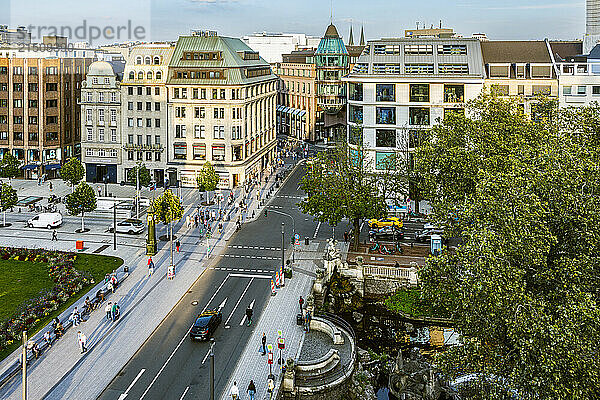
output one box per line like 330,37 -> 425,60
80,61 -> 122,183
242,33 -> 319,64
120,44 -> 174,185
343,37 -> 485,170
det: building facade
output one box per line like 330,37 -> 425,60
343,37 -> 485,171
80,61 -> 122,183
120,45 -> 174,185
0,44 -> 95,179
242,33 -> 319,64
165,33 -> 278,188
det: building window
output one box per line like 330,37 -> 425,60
110,149 -> 117,158
375,129 -> 396,148
232,145 -> 243,161
489,65 -> 509,78
212,145 -> 225,161
409,107 -> 430,126
128,118 -> 134,127
176,107 -> 186,118
232,126 -> 242,140
146,102 -> 152,111
87,128 -> 93,141
444,84 -> 464,103
491,85 -> 510,96
404,64 -> 434,74
563,86 -> 572,95
213,126 -> 225,139
214,108 -> 224,119
376,107 -> 396,125
194,125 -> 205,139
518,85 -> 525,95
111,129 -> 117,142
137,102 -> 143,111
137,118 -> 143,127
175,125 -> 186,138
86,148 -> 94,157
349,105 -> 363,124
193,144 -> 206,160
155,119 -> 161,128
404,44 -> 433,55
409,84 -> 429,102
195,107 -> 205,118
373,64 -> 401,74
438,64 -> 469,74
174,143 -> 187,159
592,86 -> 600,95
349,126 -> 363,146
128,102 -> 134,110
110,109 -> 117,122
409,129 -> 428,149
374,44 -> 400,55
98,128 -> 105,142
516,65 -> 526,79
577,85 -> 587,95
437,44 -> 467,55
128,151 -> 134,160
155,102 -> 160,111
137,87 -> 143,95
376,84 -> 395,102
146,118 -> 152,127
348,82 -> 363,101
532,85 -> 551,95
375,152 -> 395,170
531,65 -> 552,78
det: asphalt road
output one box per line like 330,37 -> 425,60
96,162 -> 334,400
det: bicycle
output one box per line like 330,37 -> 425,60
370,242 -> 380,252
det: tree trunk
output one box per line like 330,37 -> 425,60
353,217 -> 360,251
81,212 -> 85,232
3,210 -> 5,227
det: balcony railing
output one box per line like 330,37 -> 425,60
123,143 -> 164,151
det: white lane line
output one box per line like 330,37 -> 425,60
201,348 -> 211,365
117,368 -> 145,400
224,278 -> 254,328
139,275 -> 229,400
240,299 -> 255,325
179,386 -> 190,400
230,273 -> 272,279
313,221 -> 321,239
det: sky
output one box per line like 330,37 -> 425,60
1,0 -> 585,45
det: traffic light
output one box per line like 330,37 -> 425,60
264,209 -> 268,218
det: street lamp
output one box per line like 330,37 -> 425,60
267,208 -> 296,263
281,222 -> 285,280
209,338 -> 215,400
103,175 -> 108,197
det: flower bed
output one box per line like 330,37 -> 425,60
0,247 -> 93,353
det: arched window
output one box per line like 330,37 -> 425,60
144,56 -> 151,65
136,56 -> 142,65
129,71 -> 134,80
154,56 -> 160,65
137,71 -> 143,80
156,71 -> 162,80
147,71 -> 153,80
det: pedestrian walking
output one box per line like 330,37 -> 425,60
49,182 -> 53,191
167,265 -> 175,280
105,302 -> 112,320
44,331 -> 52,348
97,186 -> 102,197
245,305 -> 253,326
299,296 -> 304,313
261,332 -> 267,355
148,257 -> 154,276
104,273 -> 110,284
107,281 -> 114,293
71,307 -> 80,326
51,230 -> 58,241
27,340 -> 40,359
247,380 -> 256,400
229,381 -> 239,400
77,331 -> 87,353
267,378 -> 275,398
176,240 -> 181,253
111,302 -> 120,321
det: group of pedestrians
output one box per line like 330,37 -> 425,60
105,301 -> 120,322
229,380 -> 258,400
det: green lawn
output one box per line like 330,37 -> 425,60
0,252 -> 123,361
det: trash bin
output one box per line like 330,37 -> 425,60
76,241 -> 84,250
296,313 -> 303,326
305,237 -> 309,245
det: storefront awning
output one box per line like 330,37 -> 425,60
276,105 -> 284,111
292,109 -> 301,115
44,163 -> 61,170
299,110 -> 307,117
21,164 -> 39,170
282,107 -> 290,113
285,108 -> 293,113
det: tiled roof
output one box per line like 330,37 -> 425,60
481,41 -> 551,64
549,41 -> 583,61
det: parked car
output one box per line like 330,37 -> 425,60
190,310 -> 222,341
110,219 -> 145,234
370,225 -> 404,240
415,225 -> 445,243
368,216 -> 403,229
27,212 -> 62,229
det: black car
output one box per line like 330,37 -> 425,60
190,310 -> 222,340
415,226 -> 445,243
370,226 -> 405,240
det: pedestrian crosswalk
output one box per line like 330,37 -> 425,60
275,195 -> 306,199
220,254 -> 280,260
227,245 -> 281,251
209,266 -> 276,274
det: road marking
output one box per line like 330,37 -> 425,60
179,386 -> 190,400
217,297 -> 228,312
117,368 -> 145,400
240,299 -> 255,325
313,221 -> 321,238
230,273 -> 272,279
224,278 -> 254,328
201,348 -> 211,365
139,275 -> 229,400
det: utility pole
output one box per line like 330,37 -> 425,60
113,201 -> 117,250
22,331 -> 27,400
170,209 -> 174,269
209,338 -> 215,400
136,166 -> 140,218
281,222 -> 285,278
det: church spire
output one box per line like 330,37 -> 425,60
349,25 -> 354,46
359,25 -> 365,46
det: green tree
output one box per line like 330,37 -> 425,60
196,162 -> 219,204
413,93 -> 600,399
152,189 -> 184,266
64,182 -> 97,232
0,182 -> 17,227
127,163 -> 151,188
299,143 -> 388,249
60,157 -> 85,190
0,153 -> 20,180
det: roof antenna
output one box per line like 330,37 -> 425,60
330,0 -> 333,23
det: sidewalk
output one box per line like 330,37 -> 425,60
219,241 -> 321,400
0,157 -> 301,400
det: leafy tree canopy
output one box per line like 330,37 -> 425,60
196,162 -> 219,193
127,163 -> 151,187
414,93 -> 600,399
64,182 -> 97,216
0,183 -> 17,212
0,153 -> 20,179
60,157 -> 85,187
152,189 -> 184,225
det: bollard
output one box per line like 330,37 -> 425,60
305,237 -> 309,245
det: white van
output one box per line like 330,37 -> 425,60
27,213 -> 63,229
